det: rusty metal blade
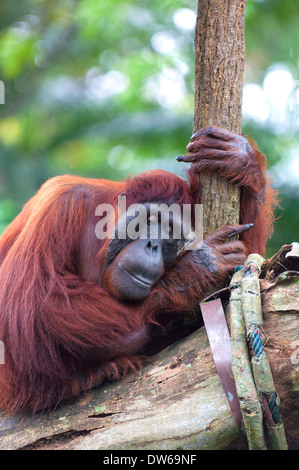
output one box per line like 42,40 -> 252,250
200,298 -> 245,440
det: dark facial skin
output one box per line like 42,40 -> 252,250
103,208 -> 254,304
104,237 -> 164,302
104,204 -> 187,303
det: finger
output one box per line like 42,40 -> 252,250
176,154 -> 192,162
218,241 -> 245,254
190,126 -> 236,142
226,223 -> 254,238
221,252 -> 246,265
186,136 -> 234,153
176,149 -> 235,163
207,224 -> 253,243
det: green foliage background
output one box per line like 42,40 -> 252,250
0,0 -> 299,256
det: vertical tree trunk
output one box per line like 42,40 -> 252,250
193,0 -> 247,237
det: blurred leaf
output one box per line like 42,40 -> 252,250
0,28 -> 36,79
0,117 -> 22,145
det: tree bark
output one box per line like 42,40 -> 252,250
1,248 -> 299,450
193,0 -> 247,236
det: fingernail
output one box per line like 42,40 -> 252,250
190,131 -> 199,141
242,223 -> 254,232
176,156 -> 184,162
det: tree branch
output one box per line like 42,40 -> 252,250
193,0 -> 247,236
